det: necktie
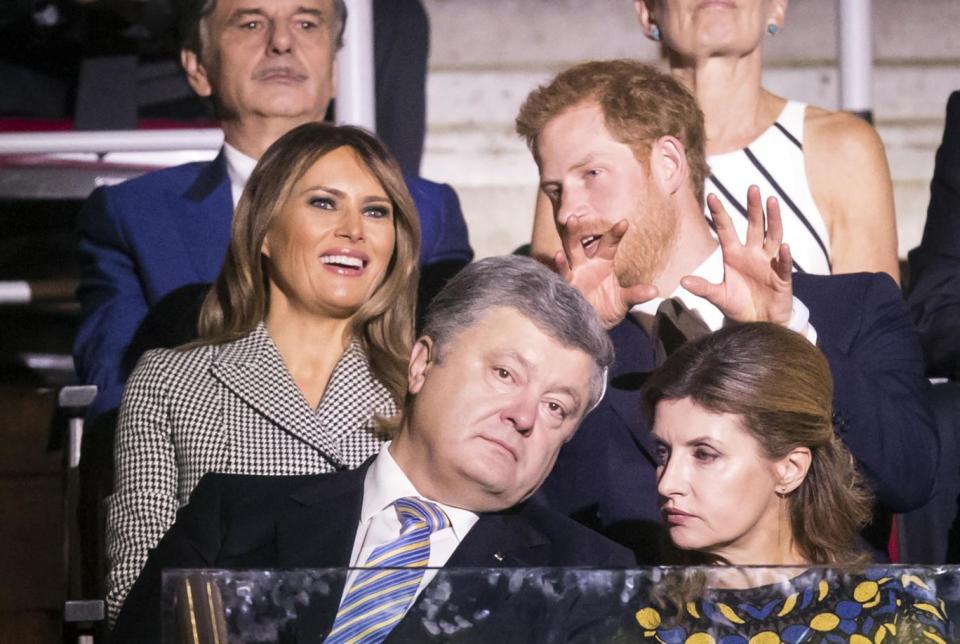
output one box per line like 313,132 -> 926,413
652,298 -> 712,365
326,497 -> 451,644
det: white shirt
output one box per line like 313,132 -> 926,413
631,246 -> 817,344
341,443 -> 479,607
222,141 -> 258,207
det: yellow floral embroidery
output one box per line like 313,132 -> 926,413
809,612 -> 840,631
635,607 -> 661,630
685,634 -> 715,644
913,603 -> 944,620
901,574 -> 930,590
777,592 -> 798,617
817,579 -> 829,601
853,581 -> 879,603
716,602 -> 745,625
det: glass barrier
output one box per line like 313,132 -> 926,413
161,566 -> 959,643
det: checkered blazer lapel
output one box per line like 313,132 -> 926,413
210,325 -> 393,468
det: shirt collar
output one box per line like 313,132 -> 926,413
362,443 -> 478,541
631,245 -> 726,333
223,141 -> 258,207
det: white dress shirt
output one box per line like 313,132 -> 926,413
340,443 -> 479,607
222,142 -> 258,207
631,246 -> 817,344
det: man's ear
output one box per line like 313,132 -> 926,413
775,446 -> 812,495
181,48 -> 213,98
407,336 -> 435,395
650,135 -> 689,196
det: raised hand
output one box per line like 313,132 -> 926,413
554,215 -> 658,329
681,186 -> 794,325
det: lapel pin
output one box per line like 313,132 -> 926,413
493,552 -> 504,562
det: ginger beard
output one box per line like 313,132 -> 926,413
612,176 -> 679,289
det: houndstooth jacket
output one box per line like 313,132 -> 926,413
105,323 -> 396,624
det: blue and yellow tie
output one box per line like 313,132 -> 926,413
325,496 -> 451,644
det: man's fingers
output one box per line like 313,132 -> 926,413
764,196 -> 783,251
680,275 -> 723,304
595,219 -> 629,260
553,250 -> 572,281
560,215 -> 587,265
622,282 -> 658,308
745,185 -> 765,247
774,243 -> 793,283
706,194 -> 740,249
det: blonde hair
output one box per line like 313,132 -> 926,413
197,122 -> 420,407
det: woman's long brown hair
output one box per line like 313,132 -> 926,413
195,123 -> 421,408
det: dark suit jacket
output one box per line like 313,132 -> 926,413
74,152 -> 473,417
539,272 -> 938,561
908,90 -> 960,380
112,464 -> 635,643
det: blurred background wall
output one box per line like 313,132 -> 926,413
420,0 -> 960,259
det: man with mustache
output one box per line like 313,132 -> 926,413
111,256 -> 633,643
515,59 -> 937,559
74,0 -> 472,421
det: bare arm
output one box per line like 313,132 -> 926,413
805,108 -> 900,282
530,190 -> 564,265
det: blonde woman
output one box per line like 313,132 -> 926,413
105,123 -> 421,622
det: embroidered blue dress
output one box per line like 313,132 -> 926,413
630,568 -> 952,643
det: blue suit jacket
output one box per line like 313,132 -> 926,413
112,464 -> 635,643
908,90 -> 960,379
539,272 -> 938,561
74,152 -> 473,416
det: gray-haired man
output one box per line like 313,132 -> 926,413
113,255 -> 633,643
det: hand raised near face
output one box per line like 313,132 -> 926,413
681,186 -> 794,325
554,215 -> 658,330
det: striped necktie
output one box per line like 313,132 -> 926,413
326,496 -> 451,644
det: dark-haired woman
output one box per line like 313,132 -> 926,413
629,323 -> 951,642
105,123 -> 421,622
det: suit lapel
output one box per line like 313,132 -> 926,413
211,325 -> 350,467
606,318 -> 658,462
276,465 -> 367,644
177,150 -> 234,282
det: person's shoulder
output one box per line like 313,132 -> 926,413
804,105 -> 886,164
125,342 -> 219,392
194,471 -> 327,503
797,271 -> 902,305
404,175 -> 457,203
94,158 -> 218,202
517,500 -> 636,565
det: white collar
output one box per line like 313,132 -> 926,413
361,443 -> 477,542
222,141 -> 258,207
631,245 -> 726,332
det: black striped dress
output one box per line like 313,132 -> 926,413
705,100 -> 832,275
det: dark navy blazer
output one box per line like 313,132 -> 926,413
539,272 -> 938,561
908,90 -> 960,380
112,465 -> 635,643
74,152 -> 473,416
